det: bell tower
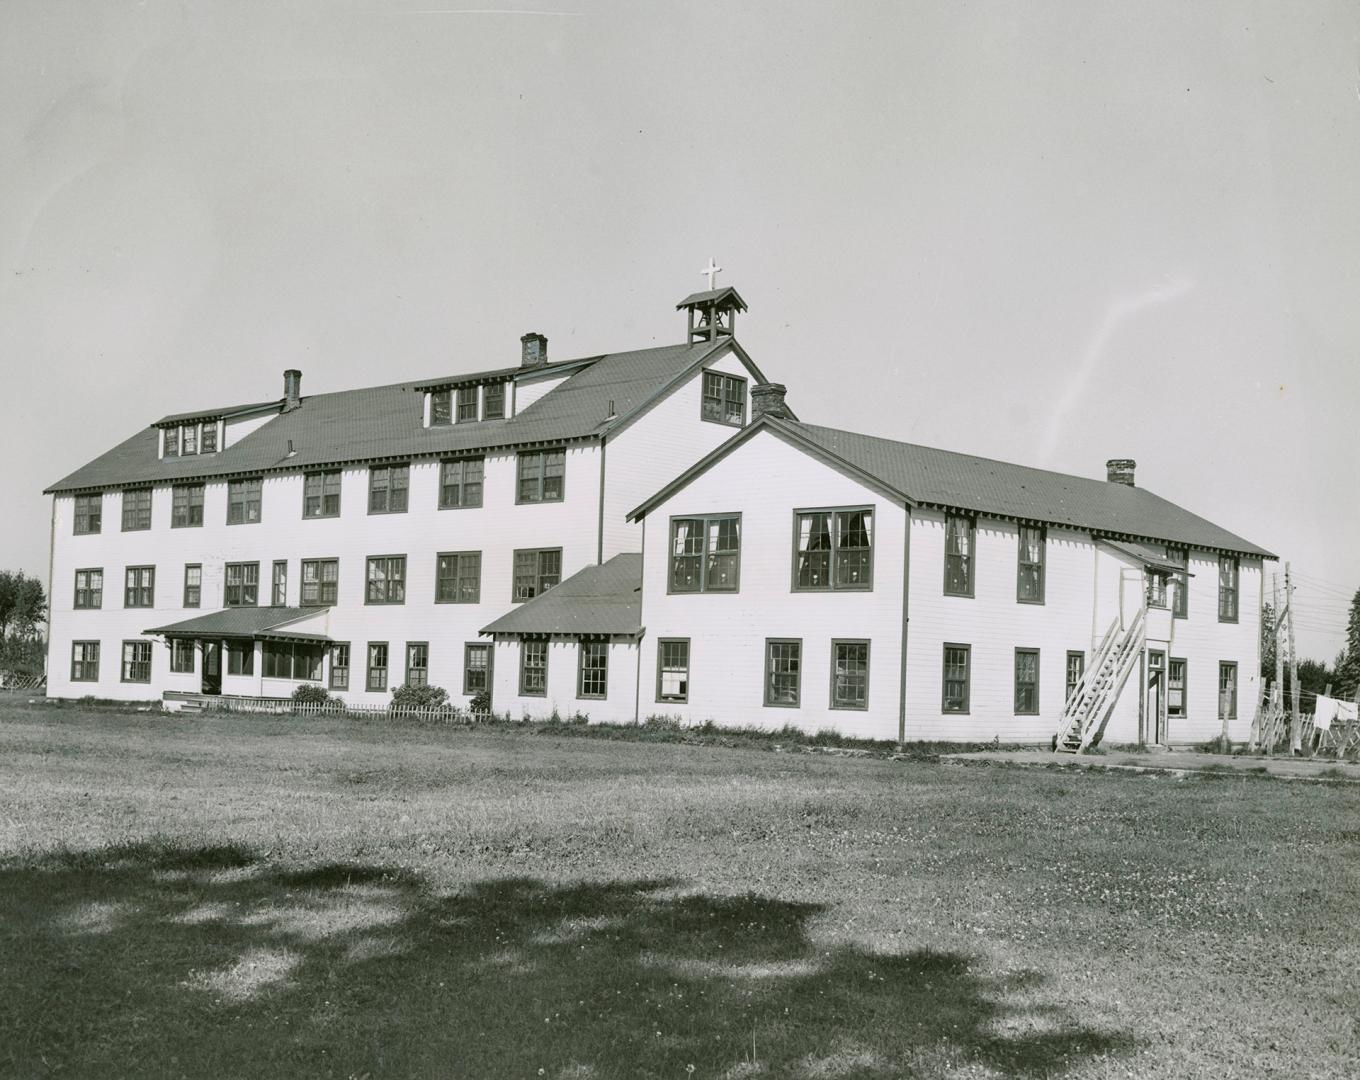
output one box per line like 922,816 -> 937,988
676,259 -> 748,344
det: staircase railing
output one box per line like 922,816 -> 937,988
1055,608 -> 1146,753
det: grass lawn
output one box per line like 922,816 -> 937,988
1,704 -> 1357,1079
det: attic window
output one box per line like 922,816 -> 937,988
701,372 -> 746,426
484,383 -> 506,419
431,390 -> 452,426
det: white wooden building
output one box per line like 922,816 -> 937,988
44,283 -> 1271,746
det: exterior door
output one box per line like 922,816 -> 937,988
1146,650 -> 1165,744
202,641 -> 222,695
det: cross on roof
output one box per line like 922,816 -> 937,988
701,258 -> 722,291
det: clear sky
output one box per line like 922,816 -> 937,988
2,1 -> 1357,661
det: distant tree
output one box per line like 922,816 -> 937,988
1259,601 -> 1277,681
1336,588 -> 1360,699
0,571 -> 46,641
1295,658 -> 1333,698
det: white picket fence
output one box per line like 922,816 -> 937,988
190,695 -> 489,724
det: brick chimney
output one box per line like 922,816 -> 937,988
1106,458 -> 1136,486
520,332 -> 548,368
751,382 -> 790,421
283,369 -> 302,411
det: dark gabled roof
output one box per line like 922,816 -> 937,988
412,355 -> 598,394
628,417 -> 1274,559
676,286 -> 748,311
480,554 -> 642,637
44,340 -> 727,494
145,607 -> 331,641
154,399 -> 282,427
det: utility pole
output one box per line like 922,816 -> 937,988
1271,574 -> 1283,755
1286,563 -> 1301,755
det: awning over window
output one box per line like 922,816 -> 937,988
145,607 -> 332,642
1101,539 -> 1195,576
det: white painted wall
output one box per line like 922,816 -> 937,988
223,410 -> 277,448
491,637 -> 639,723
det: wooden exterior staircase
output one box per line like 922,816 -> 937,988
1055,609 -> 1146,754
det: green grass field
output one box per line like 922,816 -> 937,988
1,703 -> 1357,1079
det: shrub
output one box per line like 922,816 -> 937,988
291,684 -> 331,706
469,689 -> 491,715
391,684 -> 449,709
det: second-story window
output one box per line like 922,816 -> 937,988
74,494 -> 101,535
171,484 -> 204,528
122,488 -> 152,532
366,555 -> 407,604
793,508 -> 873,590
272,561 -> 287,606
670,515 -> 740,593
457,387 -> 479,423
301,559 -> 339,606
225,562 -> 259,606
513,548 -> 561,602
1017,525 -> 1045,603
74,568 -> 103,610
184,564 -> 201,608
1169,548 -> 1188,619
1146,570 -> 1169,608
124,566 -> 155,608
436,552 -> 481,603
431,389 -> 453,426
944,513 -> 974,596
303,470 -> 341,518
368,464 -> 409,514
1218,555 -> 1239,622
483,382 -> 505,419
701,371 -> 746,426
227,478 -> 262,525
517,449 -> 565,503
439,457 -> 484,509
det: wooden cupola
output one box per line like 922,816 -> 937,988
676,286 -> 747,344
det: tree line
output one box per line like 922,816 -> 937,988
0,570 -> 47,679
1261,588 -> 1360,701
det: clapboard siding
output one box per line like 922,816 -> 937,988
492,638 -> 638,723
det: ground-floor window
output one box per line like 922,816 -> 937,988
464,643 -> 491,696
405,642 -> 429,687
1065,651 -> 1085,703
520,639 -> 548,696
121,640 -> 152,683
1168,658 -> 1187,718
657,639 -> 689,703
170,640 -> 195,674
367,642 -> 388,692
1014,648 -> 1039,714
942,644 -> 970,714
830,640 -> 869,710
329,643 -> 349,690
764,639 -> 801,707
1218,661 -> 1237,720
227,640 -> 254,676
263,641 -> 323,681
71,641 -> 100,682
578,640 -> 608,699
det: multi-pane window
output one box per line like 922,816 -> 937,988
224,562 -> 260,607
200,423 -> 217,453
365,556 -> 407,604
368,464 -> 409,514
329,643 -> 349,690
303,470 -> 341,518
1146,571 -> 1169,608
182,425 -> 197,455
124,566 -> 154,608
70,641 -> 100,682
227,478 -> 262,525
301,559 -> 339,606
1218,661 -> 1237,720
436,552 -> 481,603
171,640 -> 195,674
227,640 -> 254,676
831,640 -> 869,710
701,371 -> 746,426
164,427 -> 179,456
464,643 -> 492,697
517,449 -> 566,503
942,644 -> 971,713
1065,651 -> 1085,703
439,458 -> 484,508
263,642 -> 324,681
1017,525 -> 1045,603
764,639 -> 801,707
431,389 -> 453,426
171,484 -> 204,528
1169,658 -> 1187,719
520,639 -> 548,696
944,514 -> 974,596
74,568 -> 103,610
74,494 -> 102,535
483,383 -> 505,420
121,640 -> 152,683
793,509 -> 873,590
183,564 -> 201,608
272,561 -> 287,606
122,488 -> 152,532
405,642 -> 429,688
1165,548 -> 1188,618
1014,649 -> 1039,714
670,515 -> 740,593
513,548 -> 561,602
1218,556 -> 1239,622
578,640 -> 608,699
457,387 -> 479,423
657,639 -> 690,703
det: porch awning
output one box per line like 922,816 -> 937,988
1101,539 -> 1195,576
481,553 -> 642,638
144,607 -> 332,642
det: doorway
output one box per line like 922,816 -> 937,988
202,641 -> 222,695
1146,650 -> 1165,744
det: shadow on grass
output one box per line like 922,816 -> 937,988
0,841 -> 1135,1079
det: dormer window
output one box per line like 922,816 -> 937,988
457,387 -> 479,423
161,420 -> 220,458
431,390 -> 453,426
164,427 -> 179,457
201,423 -> 217,453
182,425 -> 197,454
484,382 -> 505,419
